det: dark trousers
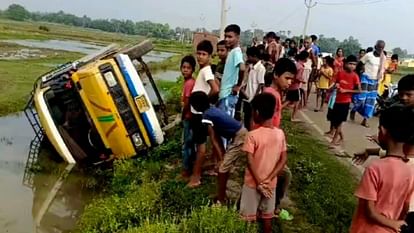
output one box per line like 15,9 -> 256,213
235,91 -> 246,121
402,212 -> 414,233
242,101 -> 252,131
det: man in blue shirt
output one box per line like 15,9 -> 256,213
219,24 -> 246,118
310,35 -> 320,57
189,91 -> 248,204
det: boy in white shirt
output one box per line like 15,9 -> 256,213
242,46 -> 265,130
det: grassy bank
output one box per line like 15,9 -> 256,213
391,66 -> 414,83
0,18 -> 193,116
0,19 -> 142,45
76,80 -> 358,233
282,118 -> 357,233
0,46 -> 82,116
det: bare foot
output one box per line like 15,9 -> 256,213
187,176 -> 201,188
350,111 -> 355,121
324,131 -> 334,137
329,140 -> 343,148
291,118 -> 302,122
361,121 -> 370,128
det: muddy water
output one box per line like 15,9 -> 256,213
2,39 -> 177,61
2,39 -> 103,54
0,114 -> 97,233
0,69 -> 178,233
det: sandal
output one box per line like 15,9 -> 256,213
278,209 -> 294,221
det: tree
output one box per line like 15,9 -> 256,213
392,47 -> 408,58
339,36 -> 362,56
318,35 -> 340,54
5,4 -> 30,21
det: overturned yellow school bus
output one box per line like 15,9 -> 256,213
24,41 -> 170,164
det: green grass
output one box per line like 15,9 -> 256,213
0,19 -> 143,45
0,18 -> 193,116
281,116 -> 357,233
75,96 -> 358,233
391,66 -> 414,83
0,48 -> 82,116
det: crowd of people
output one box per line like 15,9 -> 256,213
177,23 -> 414,233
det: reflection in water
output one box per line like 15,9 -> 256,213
31,163 -> 76,232
27,145 -> 102,233
0,114 -> 100,233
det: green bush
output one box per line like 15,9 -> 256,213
148,135 -> 181,161
122,205 -> 256,233
78,182 -> 161,233
110,160 -> 143,195
283,119 -> 357,233
39,25 -> 50,31
159,180 -> 212,217
121,220 -> 180,233
180,205 -> 257,233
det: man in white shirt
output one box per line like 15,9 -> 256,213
360,40 -> 386,82
242,46 -> 265,130
357,40 -> 387,127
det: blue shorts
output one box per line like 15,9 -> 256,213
218,95 -> 239,118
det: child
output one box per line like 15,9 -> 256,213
264,58 -> 297,128
219,24 -> 245,118
180,55 -> 196,178
349,105 -> 414,233
242,46 -> 266,130
240,93 -> 287,233
403,126 -> 414,233
215,40 -> 228,85
263,58 -> 296,215
349,62 -> 368,122
325,55 -> 361,146
192,40 -> 219,100
353,75 -> 414,163
189,91 -> 248,204
285,51 -> 307,122
315,56 -> 334,112
189,40 -> 220,184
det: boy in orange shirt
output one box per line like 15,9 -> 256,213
240,93 -> 287,233
350,105 -> 414,233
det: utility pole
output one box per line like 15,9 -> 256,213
302,0 -> 317,38
219,0 -> 227,39
251,22 -> 257,39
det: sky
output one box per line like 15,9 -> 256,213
1,0 -> 413,53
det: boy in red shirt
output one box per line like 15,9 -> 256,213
285,51 -> 308,122
326,55 -> 361,146
180,55 -> 196,178
350,105 -> 414,233
263,58 -> 296,128
240,93 -> 287,233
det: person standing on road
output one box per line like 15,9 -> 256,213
334,48 -> 345,75
266,32 -> 282,64
325,55 -> 361,147
354,40 -> 387,128
301,37 -> 317,108
378,54 -> 399,96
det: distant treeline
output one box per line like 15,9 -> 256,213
0,4 -> 188,40
1,4 -> 412,57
